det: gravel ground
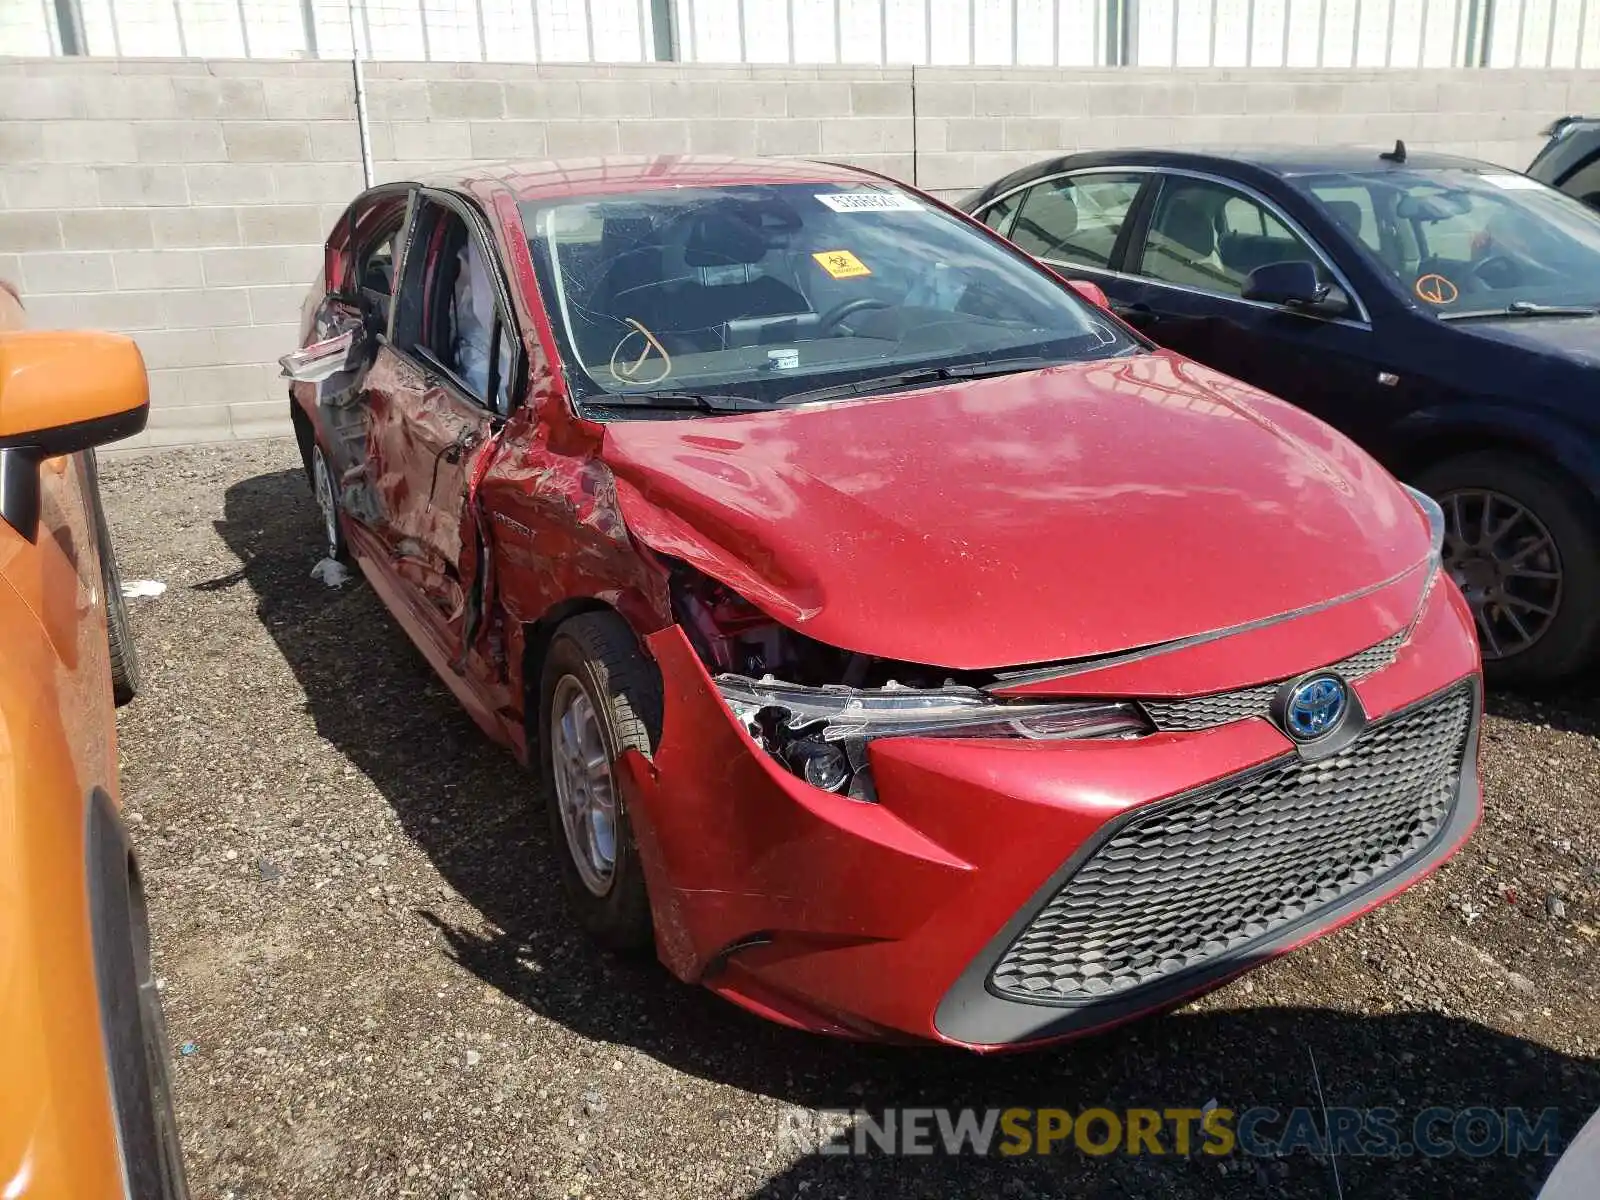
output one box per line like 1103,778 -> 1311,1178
102,439 -> 1599,1200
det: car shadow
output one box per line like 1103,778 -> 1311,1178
216,466 -> 1600,1200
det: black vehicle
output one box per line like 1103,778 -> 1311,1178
1528,116 -> 1600,209
961,146 -> 1600,684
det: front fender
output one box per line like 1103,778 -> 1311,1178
1389,402 -> 1600,505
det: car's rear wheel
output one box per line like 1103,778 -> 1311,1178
1415,453 -> 1600,685
538,612 -> 660,952
310,442 -> 347,563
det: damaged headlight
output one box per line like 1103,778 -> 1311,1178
715,675 -> 1150,801
1403,483 -> 1446,566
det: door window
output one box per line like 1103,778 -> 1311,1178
1138,177 -> 1325,298
1007,174 -> 1143,269
393,199 -> 517,415
977,192 -> 1021,235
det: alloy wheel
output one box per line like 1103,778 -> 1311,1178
1439,488 -> 1563,660
311,443 -> 339,560
549,675 -> 619,897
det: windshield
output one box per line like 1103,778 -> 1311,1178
519,182 -> 1136,411
1292,167 -> 1600,316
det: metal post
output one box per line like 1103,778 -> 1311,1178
1578,0 -> 1590,67
924,0 -> 933,64
1513,0 -> 1527,64
1479,0 -> 1497,64
1207,0 -> 1218,63
1546,0 -> 1559,66
235,0 -> 251,55
170,0 -> 188,55
1125,0 -> 1137,63
1049,0 -> 1058,65
788,0 -> 796,60
965,0 -> 974,64
735,0 -> 746,60
418,0 -> 432,60
1351,0 -> 1362,64
1010,0 -> 1018,63
52,0 -> 86,52
476,0 -> 489,59
883,0 -> 891,63
1419,0 -> 1431,64
681,0 -> 696,60
1170,0 -> 1180,64
301,0 -> 321,56
1244,0 -> 1255,64
650,0 -> 676,58
1279,0 -> 1292,64
1316,0 -> 1328,64
1384,0 -> 1397,65
347,0 -> 374,187
584,0 -> 597,60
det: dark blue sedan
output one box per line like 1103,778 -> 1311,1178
962,146 -> 1600,684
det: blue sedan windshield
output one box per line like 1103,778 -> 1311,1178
1293,167 -> 1600,315
520,182 -> 1135,407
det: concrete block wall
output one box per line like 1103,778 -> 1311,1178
2,54 -> 1596,448
911,67 -> 1592,197
0,57 -> 363,446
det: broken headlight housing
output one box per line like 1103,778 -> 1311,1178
715,675 -> 1150,801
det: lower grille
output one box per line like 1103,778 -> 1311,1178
1141,631 -> 1406,732
989,682 -> 1474,1006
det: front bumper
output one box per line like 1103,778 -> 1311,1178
618,573 -> 1482,1050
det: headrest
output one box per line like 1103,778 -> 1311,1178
1324,199 -> 1364,238
684,211 -> 769,267
1162,197 -> 1215,257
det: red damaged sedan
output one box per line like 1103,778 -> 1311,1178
283,156 -> 1482,1050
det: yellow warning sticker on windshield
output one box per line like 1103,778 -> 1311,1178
813,250 -> 872,279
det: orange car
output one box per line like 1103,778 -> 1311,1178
0,286 -> 188,1199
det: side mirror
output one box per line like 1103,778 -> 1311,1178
0,331 -> 148,455
0,331 -> 149,541
1066,278 -> 1112,310
1242,260 -> 1334,311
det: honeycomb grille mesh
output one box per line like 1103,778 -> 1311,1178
1141,631 -> 1407,732
989,683 -> 1473,1006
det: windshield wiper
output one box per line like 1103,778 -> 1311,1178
582,390 -> 773,413
1439,300 -> 1600,321
782,356 -> 1060,406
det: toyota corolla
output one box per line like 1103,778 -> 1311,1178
283,156 -> 1482,1050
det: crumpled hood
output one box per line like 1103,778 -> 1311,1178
603,351 -> 1431,670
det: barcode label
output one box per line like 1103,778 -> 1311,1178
815,191 -> 923,213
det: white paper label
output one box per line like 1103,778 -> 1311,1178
815,191 -> 923,213
1481,172 -> 1546,191
767,348 -> 799,370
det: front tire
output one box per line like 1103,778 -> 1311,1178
538,612 -> 661,952
1415,452 -> 1600,685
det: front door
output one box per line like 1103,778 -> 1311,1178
366,191 -> 520,661
1117,172 -> 1398,441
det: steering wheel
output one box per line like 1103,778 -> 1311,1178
1471,254 -> 1524,290
817,296 -> 893,335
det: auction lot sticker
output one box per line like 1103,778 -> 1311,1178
816,192 -> 922,213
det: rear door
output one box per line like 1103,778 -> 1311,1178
977,170 -> 1151,290
1117,170 -> 1397,434
365,189 -> 522,661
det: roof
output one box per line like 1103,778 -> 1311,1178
417,155 -> 880,204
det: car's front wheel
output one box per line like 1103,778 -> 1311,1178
538,612 -> 660,952
1415,452 -> 1600,684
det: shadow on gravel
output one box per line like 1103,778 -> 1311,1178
218,467 -> 1600,1200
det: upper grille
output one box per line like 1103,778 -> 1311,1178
1141,631 -> 1406,732
989,682 -> 1473,1007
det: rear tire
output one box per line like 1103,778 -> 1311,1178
310,441 -> 347,563
84,451 -> 141,706
1414,452 -> 1600,685
538,612 -> 660,953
